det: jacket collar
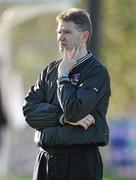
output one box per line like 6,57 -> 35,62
74,51 -> 92,68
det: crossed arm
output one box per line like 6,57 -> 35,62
23,85 -> 95,130
23,48 -> 110,147
23,65 -> 95,131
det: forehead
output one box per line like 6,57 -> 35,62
57,21 -> 77,30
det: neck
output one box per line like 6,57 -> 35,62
78,44 -> 88,60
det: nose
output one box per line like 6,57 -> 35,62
58,32 -> 65,41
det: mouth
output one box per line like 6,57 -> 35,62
59,41 -> 67,47
59,44 -> 66,47
59,44 -> 66,52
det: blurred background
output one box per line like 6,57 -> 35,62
0,0 -> 135,179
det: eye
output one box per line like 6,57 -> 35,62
57,31 -> 61,34
64,31 -> 71,34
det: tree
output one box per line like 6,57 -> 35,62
86,0 -> 102,57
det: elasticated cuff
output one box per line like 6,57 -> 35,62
59,114 -> 65,125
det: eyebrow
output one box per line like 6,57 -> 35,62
57,29 -> 71,33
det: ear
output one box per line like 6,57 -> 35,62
81,31 -> 89,43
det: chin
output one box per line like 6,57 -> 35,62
59,47 -> 64,53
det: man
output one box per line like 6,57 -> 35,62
23,8 -> 111,180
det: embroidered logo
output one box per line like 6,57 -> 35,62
71,73 -> 80,85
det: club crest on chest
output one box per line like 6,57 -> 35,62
70,73 -> 80,85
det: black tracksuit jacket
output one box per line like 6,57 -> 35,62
23,52 -> 111,150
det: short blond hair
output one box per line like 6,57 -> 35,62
56,8 -> 92,43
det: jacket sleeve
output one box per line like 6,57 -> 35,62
57,66 -> 111,122
23,67 -> 62,130
40,120 -> 109,147
38,94 -> 110,147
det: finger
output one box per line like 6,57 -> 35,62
63,47 -> 67,58
71,46 -> 78,60
82,117 -> 94,127
87,114 -> 95,124
78,117 -> 90,127
92,117 -> 95,124
91,116 -> 95,124
73,46 -> 80,60
81,122 -> 88,130
66,48 -> 72,58
72,46 -> 77,55
83,119 -> 91,127
86,117 -> 94,125
82,115 -> 93,124
78,121 -> 88,130
70,46 -> 76,59
64,47 -> 72,60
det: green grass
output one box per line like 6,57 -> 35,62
8,177 -> 111,180
2,176 -> 113,180
8,176 -> 32,180
6,176 -> 118,180
7,175 -> 136,180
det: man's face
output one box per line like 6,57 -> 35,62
57,21 -> 84,54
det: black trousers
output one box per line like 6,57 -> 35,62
33,147 -> 103,180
